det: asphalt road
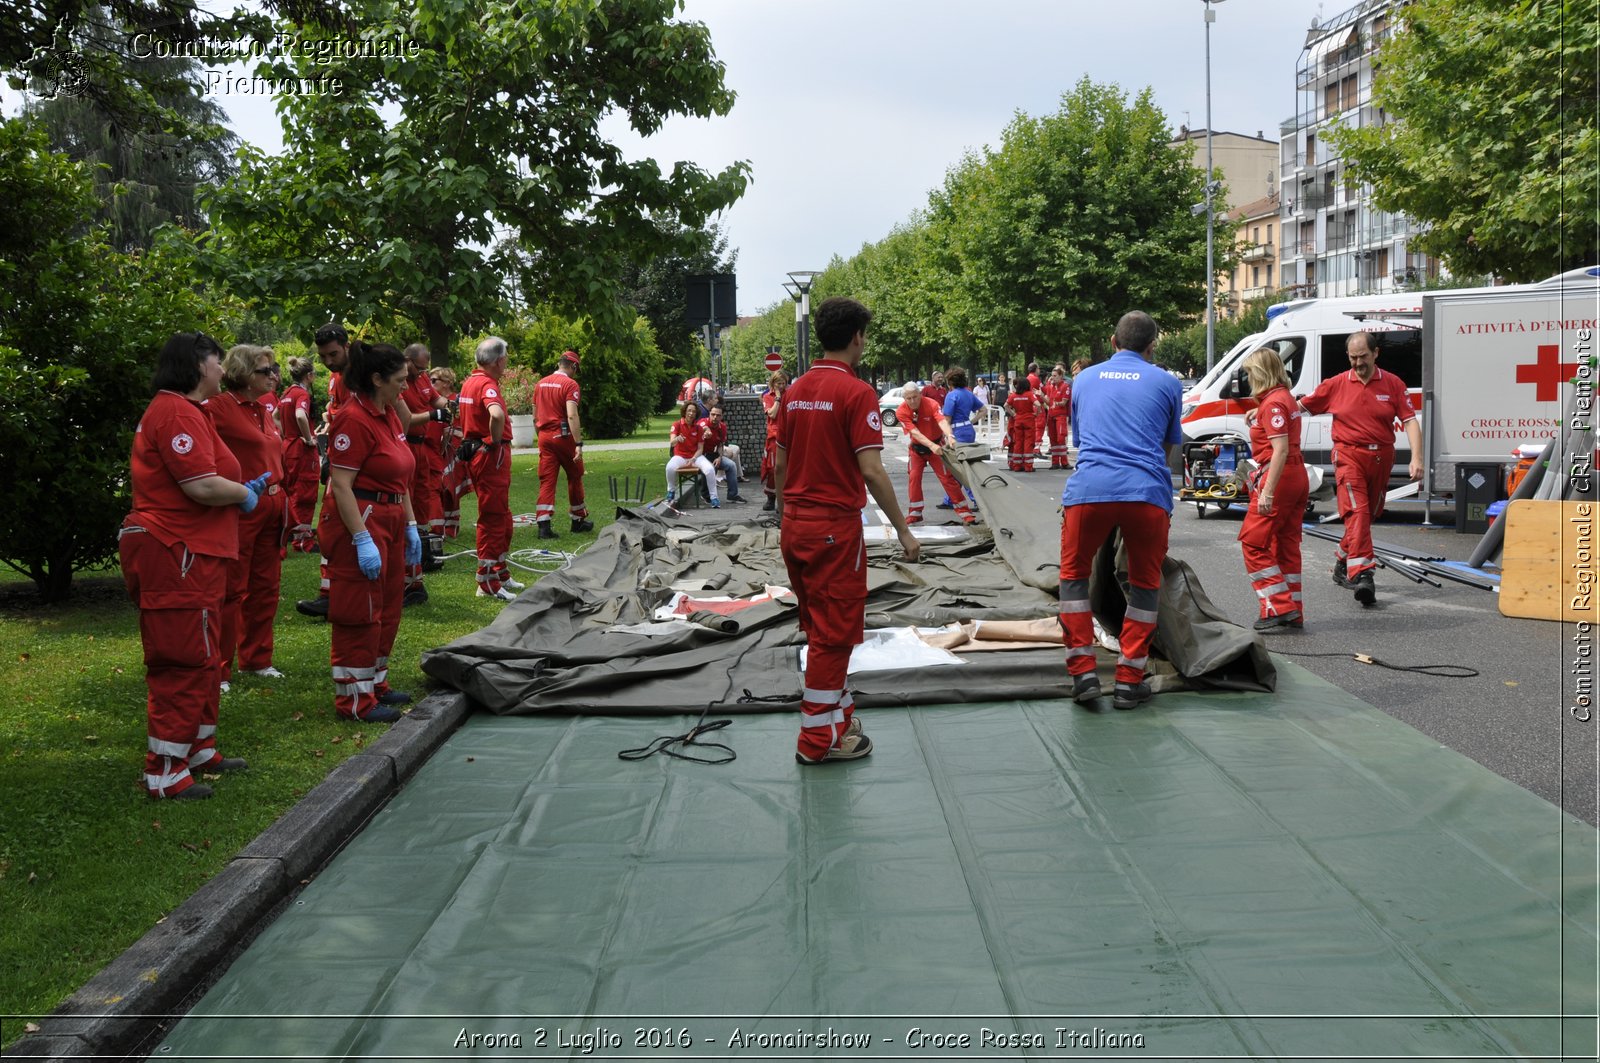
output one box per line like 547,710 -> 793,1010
996,461 -> 1595,825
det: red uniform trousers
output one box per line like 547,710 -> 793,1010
1332,445 -> 1391,580
1238,466 -> 1309,620
422,443 -> 447,542
439,436 -> 469,539
1007,416 -> 1036,471
119,527 -> 228,796
221,487 -> 287,678
535,432 -> 588,525
761,438 -> 778,500
781,507 -> 866,760
470,443 -> 513,591
325,501 -> 406,720
906,450 -> 973,524
1059,502 -> 1167,689
405,440 -> 440,591
1045,413 -> 1071,468
283,439 -> 321,551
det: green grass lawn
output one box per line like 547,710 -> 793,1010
0,448 -> 663,1038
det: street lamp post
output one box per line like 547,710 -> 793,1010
787,271 -> 820,375
1202,0 -> 1227,374
782,281 -> 803,374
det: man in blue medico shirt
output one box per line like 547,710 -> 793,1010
1058,310 -> 1184,711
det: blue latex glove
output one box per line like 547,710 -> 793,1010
352,530 -> 382,580
239,472 -> 271,513
404,524 -> 422,566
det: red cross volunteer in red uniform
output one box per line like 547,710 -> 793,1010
1297,330 -> 1422,606
122,333 -> 269,799
295,322 -> 355,619
279,357 -> 321,552
534,350 -> 591,539
760,371 -> 787,510
1237,347 -> 1310,631
459,337 -> 518,599
398,343 -> 451,604
776,297 -> 920,764
209,345 -> 292,688
1042,365 -> 1071,468
895,381 -> 974,525
1005,375 -> 1039,472
321,343 -> 420,722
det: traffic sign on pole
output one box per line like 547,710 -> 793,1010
764,351 -> 783,372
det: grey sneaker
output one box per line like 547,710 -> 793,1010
796,732 -> 873,764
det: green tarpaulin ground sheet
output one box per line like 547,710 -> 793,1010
159,662 -> 1596,1062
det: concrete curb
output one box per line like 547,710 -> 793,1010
5,690 -> 471,1061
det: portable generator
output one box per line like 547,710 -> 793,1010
1179,435 -> 1254,516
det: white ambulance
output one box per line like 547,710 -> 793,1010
1179,292 -> 1426,480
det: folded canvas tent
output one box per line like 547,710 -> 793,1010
420,454 -> 1272,713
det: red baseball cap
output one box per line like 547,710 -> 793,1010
561,350 -> 580,365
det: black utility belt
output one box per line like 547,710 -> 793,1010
353,488 -> 404,504
404,434 -> 427,445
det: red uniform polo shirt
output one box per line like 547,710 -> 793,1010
1249,386 -> 1303,467
129,391 -> 241,558
206,391 -> 285,484
535,371 -> 580,435
921,384 -> 947,409
1299,367 -> 1416,448
762,391 -> 781,442
401,374 -> 439,437
895,395 -> 947,448
1007,390 -> 1038,419
327,373 -> 349,419
703,418 -> 729,453
458,369 -> 505,444
328,393 -> 414,495
670,417 -> 705,460
279,383 -> 313,442
1043,380 -> 1070,414
776,359 -> 883,513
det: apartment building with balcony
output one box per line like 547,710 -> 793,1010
1278,0 -> 1439,299
1222,192 -> 1281,318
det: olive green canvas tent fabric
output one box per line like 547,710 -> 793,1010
156,662 -> 1597,1060
420,453 -> 1273,714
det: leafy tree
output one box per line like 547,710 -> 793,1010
0,118 -> 228,600
1330,0 -> 1599,280
925,78 -> 1231,364
4,0 -> 333,148
23,26 -> 238,252
459,303 -> 666,438
200,0 -> 750,363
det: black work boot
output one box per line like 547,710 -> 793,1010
1332,557 -> 1350,587
1353,571 -> 1377,606
537,521 -> 558,540
571,518 -> 594,533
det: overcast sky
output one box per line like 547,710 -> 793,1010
31,0 -> 1336,317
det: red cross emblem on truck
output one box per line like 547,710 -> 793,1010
1515,344 -> 1580,402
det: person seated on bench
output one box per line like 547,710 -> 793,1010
665,398 -> 719,508
698,403 -> 748,504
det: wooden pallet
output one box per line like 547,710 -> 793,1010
1498,499 -> 1599,622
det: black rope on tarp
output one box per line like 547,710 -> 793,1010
1279,650 -> 1479,679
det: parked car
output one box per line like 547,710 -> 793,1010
879,386 -> 907,427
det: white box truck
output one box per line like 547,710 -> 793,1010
1180,268 -> 1600,494
1422,270 -> 1600,495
